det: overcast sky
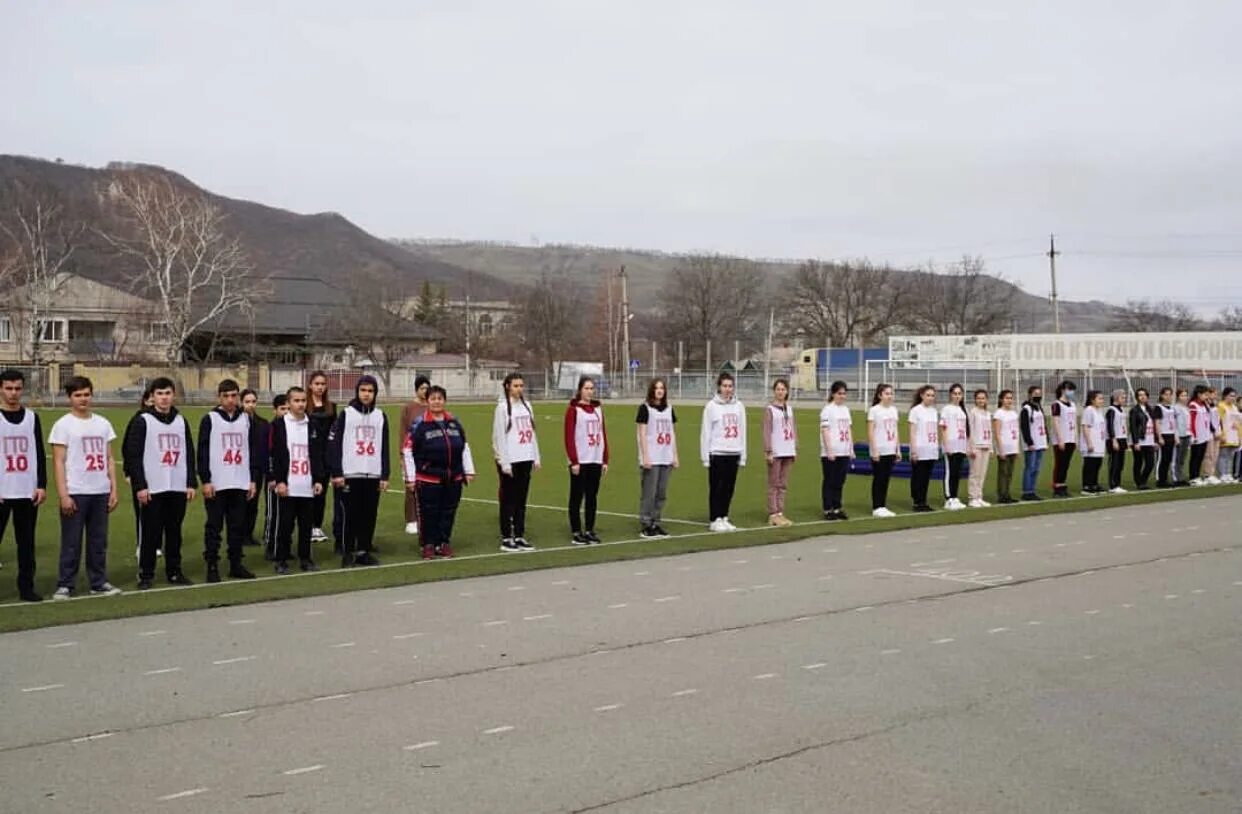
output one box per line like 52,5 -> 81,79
3,1 -> 1241,309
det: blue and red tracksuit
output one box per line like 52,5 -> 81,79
403,411 -> 470,549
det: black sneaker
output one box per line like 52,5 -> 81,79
836,510 -> 849,520
274,562 -> 291,575
500,538 -> 520,553
167,572 -> 194,586
640,526 -> 660,539
137,577 -> 154,590
300,559 -> 320,572
228,564 -> 256,580
206,564 -> 221,584
652,524 -> 670,537
245,538 -> 262,547
571,532 -> 590,546
913,504 -> 934,513
515,538 -> 535,551
19,590 -> 42,602
354,552 -> 381,567
585,531 -> 602,544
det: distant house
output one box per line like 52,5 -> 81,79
447,299 -> 519,340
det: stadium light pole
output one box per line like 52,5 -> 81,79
620,265 -> 632,395
1048,233 -> 1061,334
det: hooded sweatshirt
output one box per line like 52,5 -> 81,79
701,393 -> 746,465
123,405 -> 197,493
328,375 -> 391,480
197,404 -> 261,490
563,397 -> 610,466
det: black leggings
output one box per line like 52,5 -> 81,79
1132,445 -> 1156,487
910,459 -> 934,507
820,456 -> 849,511
1082,457 -> 1103,491
1108,439 -> 1128,490
341,478 -> 381,555
138,491 -> 187,580
498,460 -> 534,539
568,463 -> 603,533
943,452 -> 966,500
1052,443 -> 1076,491
871,454 -> 895,509
1189,442 -> 1207,480
708,454 -> 741,520
1157,435 -> 1176,485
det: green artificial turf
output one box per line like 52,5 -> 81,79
0,401 -> 1233,632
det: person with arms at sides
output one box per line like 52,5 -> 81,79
636,378 -> 677,539
867,384 -> 900,518
1202,388 -> 1222,485
907,385 -> 939,513
123,377 -> 197,590
1154,387 -> 1179,488
49,377 -> 121,599
305,370 -> 337,547
1172,388 -> 1193,486
492,373 -> 540,552
240,389 -> 268,546
966,388 -> 993,508
1128,388 -> 1159,490
1079,391 -> 1108,494
762,378 -> 796,527
1019,385 -> 1048,501
0,369 -> 48,601
262,394 -> 288,561
328,375 -> 389,567
564,375 -> 609,544
992,390 -> 1021,504
1049,381 -> 1078,498
1104,390 -> 1130,494
701,371 -> 747,532
270,386 -> 326,574
1215,387 -> 1240,483
403,385 -> 475,559
1187,385 -> 1213,485
197,379 -> 259,583
399,374 -> 431,535
818,380 -> 853,520
121,384 -> 155,557
938,383 -> 969,511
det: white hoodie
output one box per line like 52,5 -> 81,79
700,395 -> 746,465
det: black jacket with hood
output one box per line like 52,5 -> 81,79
327,375 -> 391,480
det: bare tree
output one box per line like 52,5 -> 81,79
908,255 -> 1015,335
519,271 -> 580,392
779,259 -> 907,347
658,254 -> 765,365
0,189 -> 80,365
1108,299 -> 1204,332
330,271 -> 431,393
100,175 -> 259,362
1213,305 -> 1242,331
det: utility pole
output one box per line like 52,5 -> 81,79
1047,233 -> 1061,334
764,308 -> 774,393
620,265 -> 632,395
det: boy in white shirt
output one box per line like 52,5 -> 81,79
49,377 -> 120,599
701,372 -> 747,531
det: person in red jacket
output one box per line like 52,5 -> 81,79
563,375 -> 609,544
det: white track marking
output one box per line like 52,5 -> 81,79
663,637 -> 687,644
45,641 -> 78,649
594,704 -> 623,712
1164,594 -> 1179,599
459,592 -> 475,598
550,580 -> 571,585
228,619 -> 256,625
671,688 -> 698,697
304,610 -> 325,616
507,586 -> 525,592
1120,603 -> 1135,608
312,693 -> 353,702
523,614 -> 553,621
392,599 -> 417,605
988,627 -> 1010,634
802,663 -> 827,670
1011,548 -> 1026,553
483,725 -> 514,735
633,571 -> 651,576
731,560 -> 749,564
1084,610 -> 1100,615
817,574 -> 834,580
138,630 -> 166,637
331,642 -> 356,649
219,709 -> 255,718
283,765 -> 324,776
404,741 -> 439,751
212,656 -> 256,665
71,732 -> 113,743
822,548 -> 838,553
1191,589 -> 1206,594
415,678 -> 444,685
158,788 -> 208,801
607,603 -> 629,609
482,620 -> 508,627
880,649 -> 902,655
932,638 -> 956,645
722,587 -> 745,593
1027,620 -> 1042,626
753,673 -> 778,680
653,596 -> 679,603
144,667 -> 182,676
749,584 -> 775,590
793,616 -> 813,622
392,632 -> 424,640
855,606 -> 874,612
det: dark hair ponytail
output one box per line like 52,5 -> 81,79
871,383 -> 891,407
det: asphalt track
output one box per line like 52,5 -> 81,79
0,497 -> 1238,813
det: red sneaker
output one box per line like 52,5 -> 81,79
421,545 -> 434,560
438,544 -> 454,559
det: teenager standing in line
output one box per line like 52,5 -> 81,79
1128,388 -> 1159,490
966,389 -> 993,508
1215,388 -> 1240,482
492,373 -> 540,552
262,394 -> 288,561
1080,391 -> 1107,494
399,374 -> 431,535
49,377 -> 121,599
564,375 -> 609,544
270,387 -> 326,573
1105,390 -> 1130,494
993,390 -> 1021,504
762,378 -> 796,527
198,379 -> 260,583
939,384 -> 969,511
701,371 -> 747,532
1187,385 -> 1213,484
123,377 -> 197,590
818,380 -> 852,520
403,385 -> 475,558
636,378 -> 677,539
306,371 -> 337,546
1202,388 -> 1222,484
1172,388 -> 1192,486
867,384 -> 900,518
1155,387 -> 1178,488
240,389 -> 268,546
0,369 -> 47,601
1019,386 -> 1048,501
329,375 -> 389,567
1049,381 -> 1078,498
907,385 -> 939,513
121,385 -> 155,558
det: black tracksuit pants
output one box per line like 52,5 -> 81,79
910,459 -> 934,507
276,495 -> 314,564
417,480 -> 464,547
244,475 -> 265,542
1157,434 -> 1176,485
341,478 -> 381,555
498,461 -> 533,539
871,454 -> 895,509
139,491 -> 187,580
820,457 -> 849,512
1052,443 -> 1076,492
1108,440 -> 1129,490
0,499 -> 38,594
707,454 -> 741,520
1083,456 -> 1104,491
203,488 -> 248,566
943,452 -> 966,501
1189,442 -> 1207,480
1132,444 -> 1156,487
568,463 -> 603,533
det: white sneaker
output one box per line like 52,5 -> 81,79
311,527 -> 328,542
978,499 -> 991,507
1190,478 -> 1205,487
405,522 -> 418,535
945,499 -> 964,511
1109,487 -> 1127,494
722,518 -> 738,531
709,518 -> 724,532
1206,476 -> 1222,485
90,583 -> 122,597
872,507 -> 896,519
52,587 -> 71,601
967,499 -> 984,508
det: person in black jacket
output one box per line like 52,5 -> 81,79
261,393 -> 288,561
120,384 -> 155,554
1105,390 -> 1130,493
122,377 -> 197,590
1127,388 -> 1159,490
269,386 -> 326,574
0,369 -> 48,602
198,380 -> 260,582
240,389 -> 268,547
402,386 -> 475,560
328,375 -> 390,568
306,370 -> 339,548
